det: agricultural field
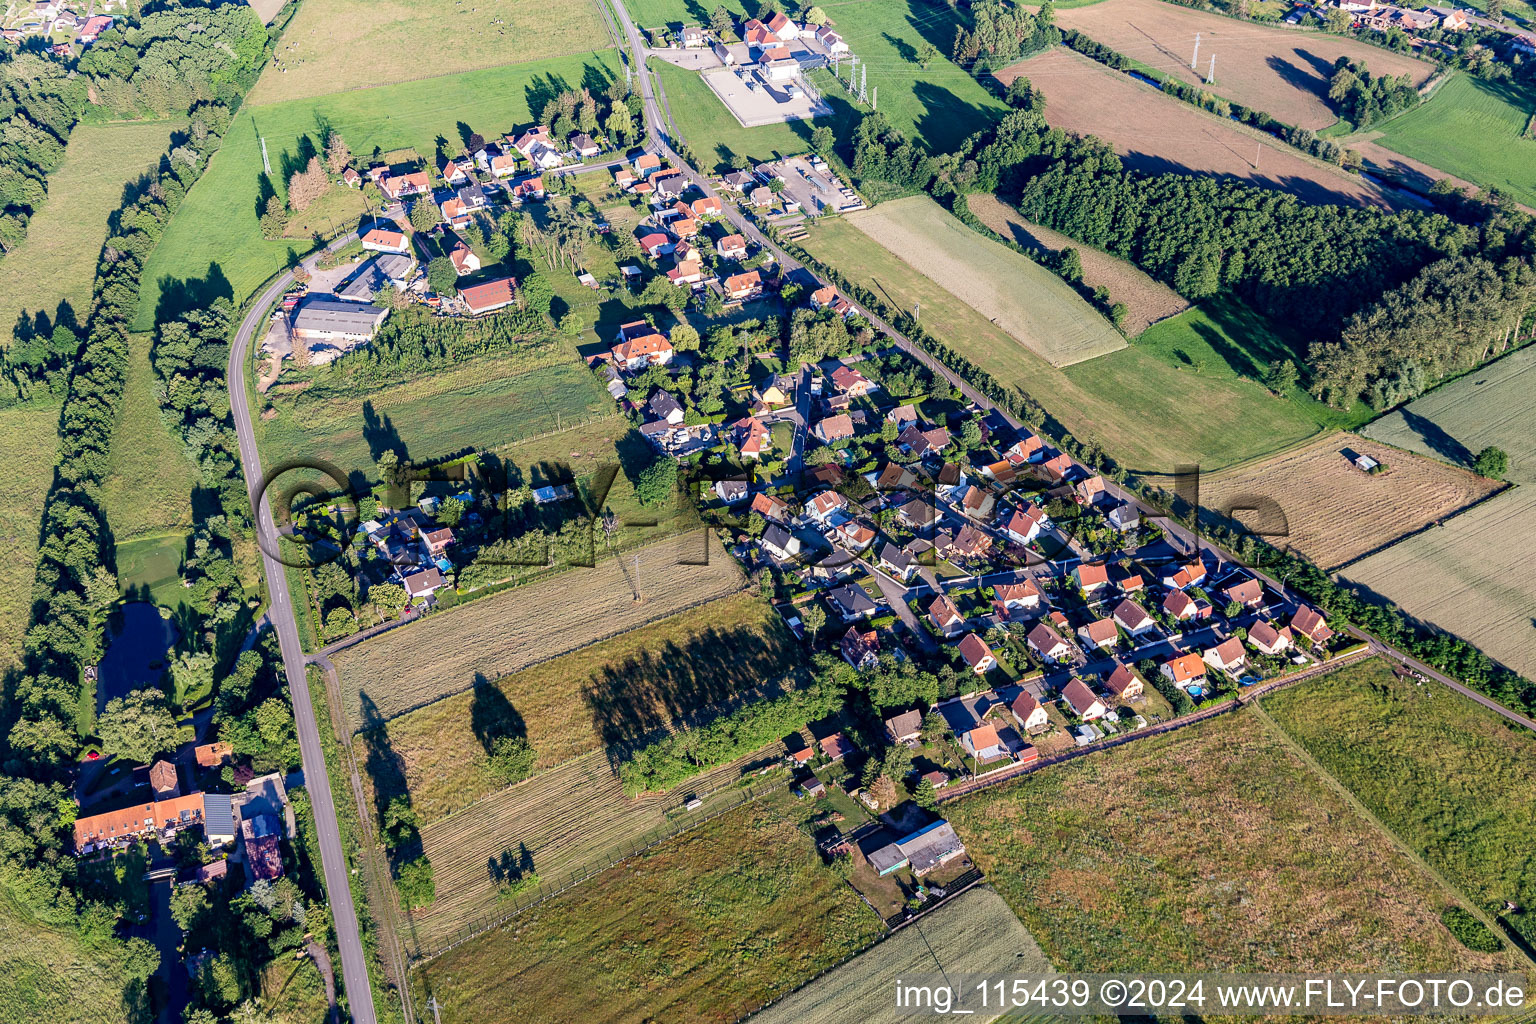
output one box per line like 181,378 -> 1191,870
136,51 -> 623,329
0,887 -> 149,1023
409,794 -> 885,1021
0,120 -> 180,348
946,710 -> 1513,973
333,534 -> 745,726
1195,431 -> 1501,569
1364,343 -> 1536,484
1264,657 -> 1536,949
1368,74 -> 1536,210
847,196 -> 1126,366
752,886 -> 1053,1024
966,193 -> 1190,336
0,403 -> 57,669
1337,487 -> 1536,679
245,0 -> 610,105
1053,0 -> 1433,130
357,592 -> 803,821
1000,49 -> 1399,208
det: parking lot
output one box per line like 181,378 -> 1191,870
702,66 -> 831,128
772,154 -> 864,215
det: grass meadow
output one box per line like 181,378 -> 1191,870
99,333 -> 202,544
946,709 -> 1512,974
0,402 -> 58,669
135,51 -> 623,329
1264,657 -> 1536,949
0,886 -> 147,1024
1374,74 -> 1536,209
652,58 -> 834,173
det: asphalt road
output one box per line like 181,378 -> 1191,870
226,233 -> 379,1024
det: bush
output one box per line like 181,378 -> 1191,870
1440,907 -> 1502,952
395,856 -> 436,910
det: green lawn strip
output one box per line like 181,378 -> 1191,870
0,401 -> 61,668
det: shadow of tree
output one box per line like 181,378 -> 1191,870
358,691 -> 421,865
470,671 -> 527,754
1400,408 -> 1473,467
361,400 -> 406,464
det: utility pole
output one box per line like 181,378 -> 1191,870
1254,141 -> 1261,170
912,301 -> 920,322
872,86 -> 877,110
1191,32 -> 1200,71
1207,54 -> 1215,84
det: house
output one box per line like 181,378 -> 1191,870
751,377 -> 793,411
732,416 -> 771,459
827,583 -> 877,622
291,300 -> 389,344
1103,662 -> 1144,700
1223,578 -> 1265,609
761,524 -> 801,561
927,594 -> 965,636
810,285 -> 840,311
837,626 -> 880,670
892,820 -> 966,876
611,321 -> 674,370
1111,599 -> 1155,637
78,13 -> 112,41
571,133 -> 601,158
743,17 -> 777,46
993,579 -> 1042,615
981,460 -> 1018,485
448,241 -> 481,276
485,150 -> 519,177
633,152 -> 662,176
893,496 -> 938,532
884,708 -> 922,744
1073,563 -> 1110,593
361,227 -> 409,253
725,270 -> 761,300
379,171 -> 431,200
671,217 -> 699,239
875,463 -> 919,494
1161,562 -> 1207,590
1161,652 -> 1206,685
194,741 -> 233,768
801,491 -> 847,526
713,40 -> 735,64
946,524 -> 992,561
1163,589 -> 1197,622
509,175 -> 546,202
716,233 -> 748,259
639,232 -> 674,258
614,168 -> 636,191
456,183 -> 490,212
149,759 -> 179,799
1291,605 -> 1333,645
813,413 -> 854,444
1077,617 -> 1119,651
714,479 -> 749,505
722,169 -> 754,191
833,520 -> 875,551
1114,566 -> 1146,593
815,24 -> 848,53
1074,475 -> 1106,506
1027,622 -> 1072,664
653,173 -> 688,199
898,424 -> 950,458
1004,434 -> 1045,465
73,793 -> 209,853
751,491 -> 791,523
765,10 -> 800,38
342,167 -> 363,188
680,24 -> 705,46
422,527 -> 455,556
819,732 -> 854,761
1107,503 -> 1140,532
401,567 -> 446,601
999,503 -> 1047,546
459,277 -> 518,314
750,186 -> 774,208
957,486 -> 992,522
1062,678 -> 1108,721
1248,620 -> 1293,656
877,542 -> 915,582
1011,691 -> 1049,733
1041,452 -> 1074,479
666,259 -> 705,287
958,633 -> 997,675
691,196 -> 723,218
886,404 -> 919,429
962,723 -> 1007,761
1204,637 -> 1247,674
440,158 -> 470,185
830,365 -> 876,397
647,390 -> 685,425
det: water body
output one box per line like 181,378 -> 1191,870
96,601 -> 179,711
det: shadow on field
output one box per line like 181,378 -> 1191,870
1399,408 -> 1473,467
358,691 -> 423,864
470,672 -> 528,756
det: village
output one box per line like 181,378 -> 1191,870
0,0 -> 119,51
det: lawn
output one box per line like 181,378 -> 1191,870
115,533 -> 194,611
0,401 -> 58,669
945,709 -> 1514,974
0,885 -> 149,1023
136,51 -> 623,330
651,57 -> 836,173
1374,73 -> 1536,209
1263,657 -> 1536,950
0,120 -> 180,347
246,0 -> 611,106
409,794 -> 886,1024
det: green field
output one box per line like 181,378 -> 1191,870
1374,74 -> 1536,209
0,120 -> 180,347
0,402 -> 59,669
136,51 -> 623,330
652,58 -> 837,173
1264,658 -> 1536,950
0,886 -> 149,1024
115,533 -> 191,610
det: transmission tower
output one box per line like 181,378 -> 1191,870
1206,54 -> 1215,84
848,54 -> 857,89
871,86 -> 877,110
859,64 -> 867,104
260,136 -> 271,175
1190,32 -> 1200,71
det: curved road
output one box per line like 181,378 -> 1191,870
227,233 -> 379,1024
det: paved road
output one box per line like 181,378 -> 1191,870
226,233 -> 379,1024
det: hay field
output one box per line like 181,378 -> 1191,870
1054,0 -> 1433,130
1001,49 -> 1397,208
847,196 -> 1125,366
0,403 -> 58,669
334,534 -> 745,726
411,795 -> 884,1022
1364,343 -> 1536,484
946,709 -> 1511,973
0,886 -> 148,1023
407,747 -> 786,950
246,0 -> 610,105
966,193 -> 1189,336
1193,431 -> 1501,569
1337,488 -> 1536,678
358,592 -> 803,822
753,886 -> 1052,1024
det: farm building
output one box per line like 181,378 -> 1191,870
867,821 -> 967,877
291,299 -> 389,344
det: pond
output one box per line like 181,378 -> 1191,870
96,602 -> 179,711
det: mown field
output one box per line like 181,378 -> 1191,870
358,592 -> 803,821
966,192 -> 1189,336
946,709 -> 1512,973
1195,431 -> 1501,569
0,887 -> 147,1023
1054,0 -> 1433,130
1264,657 -> 1536,949
1372,74 -> 1536,210
246,0 -> 610,105
1000,49 -> 1398,209
0,402 -> 58,669
0,120 -> 179,347
136,51 -> 623,329
847,196 -> 1126,366
334,534 -> 745,726
410,794 -> 885,1022
753,886 -> 1052,1024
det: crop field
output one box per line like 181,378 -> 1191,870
136,51 -> 622,329
406,749 -> 793,950
1338,487 -> 1536,679
333,534 -> 745,726
357,592 -> 803,821
1053,0 -> 1433,130
966,193 -> 1190,336
847,196 -> 1126,366
1194,431 -> 1501,569
0,887 -> 147,1023
1364,343 -> 1536,484
1001,49 -> 1397,208
753,886 -> 1052,1024
1264,657 -> 1536,949
0,120 -> 179,348
946,710 -> 1512,973
410,794 -> 885,1021
0,403 -> 57,670
245,0 -> 610,105
1370,74 -> 1536,209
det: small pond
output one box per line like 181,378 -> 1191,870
96,602 -> 180,711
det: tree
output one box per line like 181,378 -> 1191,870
1057,247 -> 1083,283
711,4 -> 733,36
409,198 -> 441,232
1487,0 -> 1504,20
605,102 -> 634,144
868,774 -> 898,809
369,582 -> 408,615
170,882 -> 210,933
286,156 -> 330,213
259,195 -> 287,240
521,272 -> 554,316
427,256 -> 457,296
1473,446 -> 1508,479
913,777 -> 938,811
396,856 -> 436,909
559,311 -> 585,336
487,734 -> 536,783
438,497 -> 465,526
324,129 -> 351,174
916,41 -> 939,69
1262,358 -> 1299,395
804,5 -> 827,24
636,455 -> 679,507
670,323 -> 700,352
810,124 -> 834,155
100,689 -> 179,764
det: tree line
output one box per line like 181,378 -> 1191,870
0,53 -> 86,253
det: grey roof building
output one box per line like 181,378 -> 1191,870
291,298 -> 388,341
